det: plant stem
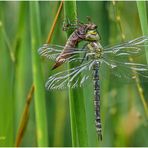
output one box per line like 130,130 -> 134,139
15,85 -> 34,147
0,5 -> 14,146
64,1 -> 88,146
29,2 -> 48,146
46,1 -> 64,44
136,1 -> 148,118
137,1 -> 148,62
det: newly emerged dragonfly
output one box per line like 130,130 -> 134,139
38,20 -> 148,141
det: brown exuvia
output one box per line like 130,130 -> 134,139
52,22 -> 98,70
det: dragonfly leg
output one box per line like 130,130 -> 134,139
86,16 -> 92,23
62,17 -> 83,31
80,43 -> 89,64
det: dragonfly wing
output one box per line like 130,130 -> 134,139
103,36 -> 148,60
46,60 -> 94,90
38,44 -> 87,63
101,58 -> 148,83
38,44 -> 65,60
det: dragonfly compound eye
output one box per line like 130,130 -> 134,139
85,30 -> 100,41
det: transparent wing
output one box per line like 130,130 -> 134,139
46,60 -> 94,90
103,36 -> 148,60
38,44 -> 87,63
38,36 -> 148,62
38,44 -> 63,60
101,57 -> 148,82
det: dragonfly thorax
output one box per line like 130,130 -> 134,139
87,41 -> 103,60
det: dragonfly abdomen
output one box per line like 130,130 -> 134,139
93,61 -> 102,141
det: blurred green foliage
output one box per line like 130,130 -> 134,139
0,1 -> 148,147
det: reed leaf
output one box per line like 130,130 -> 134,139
0,4 -> 14,146
136,1 -> 148,118
29,2 -> 48,146
13,3 -> 31,144
136,1 -> 148,61
64,1 -> 88,146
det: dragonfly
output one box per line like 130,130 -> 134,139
38,20 -> 148,141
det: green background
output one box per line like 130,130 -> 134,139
0,1 -> 148,147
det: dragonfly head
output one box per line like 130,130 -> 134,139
85,28 -> 100,42
83,21 -> 100,41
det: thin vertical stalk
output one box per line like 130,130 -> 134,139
29,2 -> 48,146
46,0 -> 64,44
64,1 -> 88,146
15,85 -> 34,147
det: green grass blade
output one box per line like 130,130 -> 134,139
136,1 -> 148,118
29,2 -> 48,146
0,6 -> 14,146
64,1 -> 88,146
13,3 -> 31,142
136,1 -> 148,62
